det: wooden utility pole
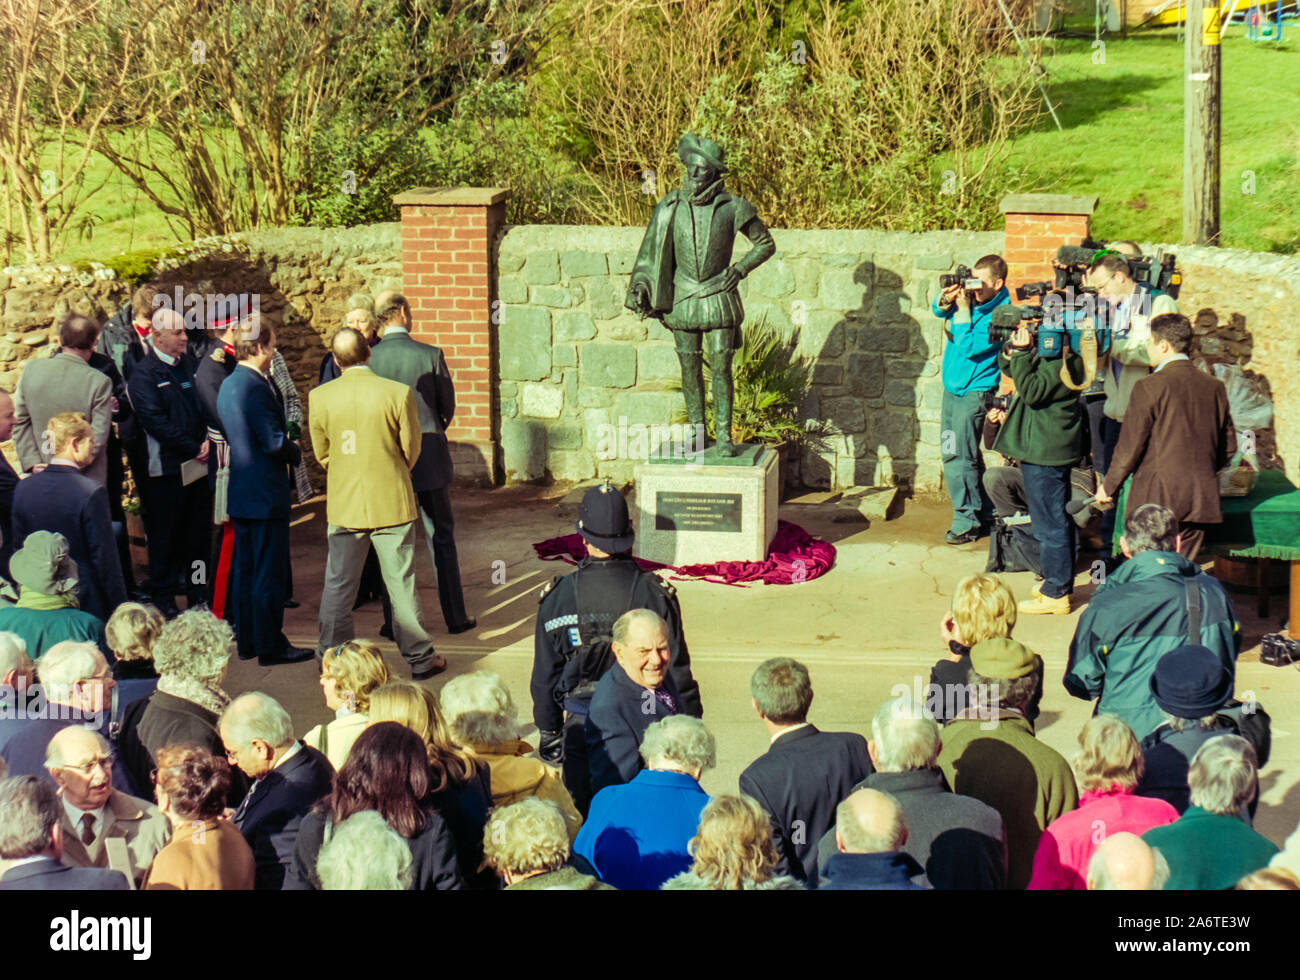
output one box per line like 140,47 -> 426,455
1183,0 -> 1222,245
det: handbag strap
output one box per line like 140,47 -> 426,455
1185,576 -> 1202,645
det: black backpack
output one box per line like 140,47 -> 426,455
1183,576 -> 1272,767
985,517 -> 1042,575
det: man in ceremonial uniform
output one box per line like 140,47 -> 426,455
532,483 -> 702,815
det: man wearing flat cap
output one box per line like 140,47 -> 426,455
532,482 -> 701,815
626,133 -> 776,456
936,637 -> 1078,889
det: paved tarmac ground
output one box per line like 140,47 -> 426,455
226,485 -> 1300,848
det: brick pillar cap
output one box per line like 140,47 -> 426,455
392,186 -> 511,207
999,193 -> 1098,216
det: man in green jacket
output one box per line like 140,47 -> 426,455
1142,736 -> 1277,889
937,638 -> 1079,890
992,328 -> 1088,614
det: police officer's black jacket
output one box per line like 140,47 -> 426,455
532,554 -> 701,732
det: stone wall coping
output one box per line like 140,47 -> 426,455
999,193 -> 1099,216
498,224 -> 1003,254
393,187 -> 510,207
1141,241 -> 1300,289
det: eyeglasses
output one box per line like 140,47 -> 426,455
64,754 -> 115,776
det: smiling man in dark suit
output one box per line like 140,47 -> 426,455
0,776 -> 130,890
368,291 -> 475,634
739,657 -> 873,888
585,609 -> 681,797
220,692 -> 333,891
216,320 -> 311,667
12,413 -> 126,621
1093,313 -> 1233,562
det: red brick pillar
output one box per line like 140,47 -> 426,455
393,186 -> 509,485
998,193 -> 1098,296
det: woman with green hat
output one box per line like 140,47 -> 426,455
0,530 -> 105,659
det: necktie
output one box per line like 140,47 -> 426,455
655,688 -> 677,713
80,813 -> 96,846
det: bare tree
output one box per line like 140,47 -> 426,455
0,0 -> 145,262
95,0 -> 557,237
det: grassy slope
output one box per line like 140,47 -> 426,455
1010,31 -> 1300,250
9,28 -> 1299,264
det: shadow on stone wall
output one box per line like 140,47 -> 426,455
801,258 -> 930,494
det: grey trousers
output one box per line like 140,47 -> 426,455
317,521 -> 436,674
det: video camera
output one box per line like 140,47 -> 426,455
979,391 -> 1012,413
1127,249 -> 1181,299
1052,239 -> 1182,299
987,286 -> 1113,359
939,264 -> 982,291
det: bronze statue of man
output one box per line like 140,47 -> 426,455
626,133 -> 775,456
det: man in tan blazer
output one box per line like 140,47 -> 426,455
46,727 -> 171,887
1095,313 -> 1233,561
309,327 -> 443,677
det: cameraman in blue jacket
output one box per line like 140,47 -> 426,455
931,255 -> 1010,545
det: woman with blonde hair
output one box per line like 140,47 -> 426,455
440,671 -> 582,841
661,794 -> 803,890
104,602 -> 164,734
1028,715 -> 1178,890
303,640 -> 391,769
368,680 -> 496,889
928,572 -> 1040,723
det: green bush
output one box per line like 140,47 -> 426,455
105,248 -> 163,288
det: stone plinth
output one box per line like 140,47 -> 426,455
633,449 -> 778,565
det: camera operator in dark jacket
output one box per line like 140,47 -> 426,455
992,327 -> 1088,616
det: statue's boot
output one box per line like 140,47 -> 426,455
676,349 -> 707,455
710,347 -> 738,456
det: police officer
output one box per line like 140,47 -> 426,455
532,482 -> 702,815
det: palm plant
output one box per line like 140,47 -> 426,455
670,315 -> 828,448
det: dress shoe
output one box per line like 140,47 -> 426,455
1017,593 -> 1071,616
283,597 -> 300,609
154,600 -> 182,620
945,529 -> 980,546
258,646 -> 316,667
412,655 -> 448,680
448,617 -> 477,635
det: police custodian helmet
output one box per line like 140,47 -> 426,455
576,481 -> 635,554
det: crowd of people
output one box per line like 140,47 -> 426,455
0,252 -> 1294,892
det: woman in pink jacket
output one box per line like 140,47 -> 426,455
1028,715 -> 1178,889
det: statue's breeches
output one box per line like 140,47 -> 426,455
664,291 -> 743,332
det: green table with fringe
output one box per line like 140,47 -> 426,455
1114,468 -> 1300,626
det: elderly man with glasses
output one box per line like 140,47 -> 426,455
43,725 -> 169,886
0,640 -> 128,790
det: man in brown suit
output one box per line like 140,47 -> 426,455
309,327 -> 443,678
1094,314 -> 1233,561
